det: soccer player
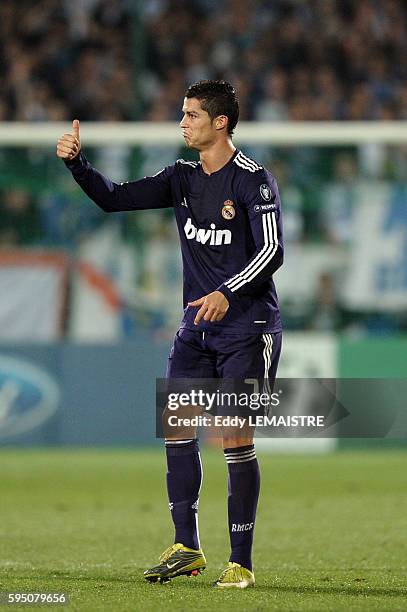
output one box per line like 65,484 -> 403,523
57,80 -> 283,589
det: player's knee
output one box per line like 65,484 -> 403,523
162,403 -> 199,440
222,433 -> 254,448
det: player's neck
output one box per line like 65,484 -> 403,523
199,140 -> 236,176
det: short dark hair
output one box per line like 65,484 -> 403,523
185,80 -> 239,136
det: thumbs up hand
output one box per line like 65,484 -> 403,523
56,119 -> 81,160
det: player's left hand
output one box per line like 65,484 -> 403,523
188,291 -> 229,325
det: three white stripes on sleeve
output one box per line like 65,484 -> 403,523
224,212 -> 278,293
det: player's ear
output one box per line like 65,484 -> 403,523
215,115 -> 228,131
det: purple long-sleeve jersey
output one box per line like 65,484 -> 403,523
65,148 -> 283,333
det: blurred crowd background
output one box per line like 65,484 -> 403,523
1,0 -> 406,122
0,0 -> 406,339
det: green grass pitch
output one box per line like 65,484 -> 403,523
0,448 -> 406,611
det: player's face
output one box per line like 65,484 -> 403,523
180,98 -> 217,150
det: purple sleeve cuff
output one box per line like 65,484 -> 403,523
64,151 -> 86,171
216,283 -> 238,304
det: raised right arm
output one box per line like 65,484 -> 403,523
57,120 -> 173,212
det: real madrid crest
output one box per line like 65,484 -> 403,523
222,199 -> 235,220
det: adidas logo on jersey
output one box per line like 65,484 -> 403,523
184,218 -> 232,245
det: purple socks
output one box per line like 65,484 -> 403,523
165,439 -> 202,550
224,444 -> 260,571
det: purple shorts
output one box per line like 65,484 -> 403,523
166,329 -> 282,417
167,328 -> 281,380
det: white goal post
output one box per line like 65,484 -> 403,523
0,121 -> 406,146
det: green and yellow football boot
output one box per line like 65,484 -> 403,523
213,562 -> 255,589
144,543 -> 206,583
